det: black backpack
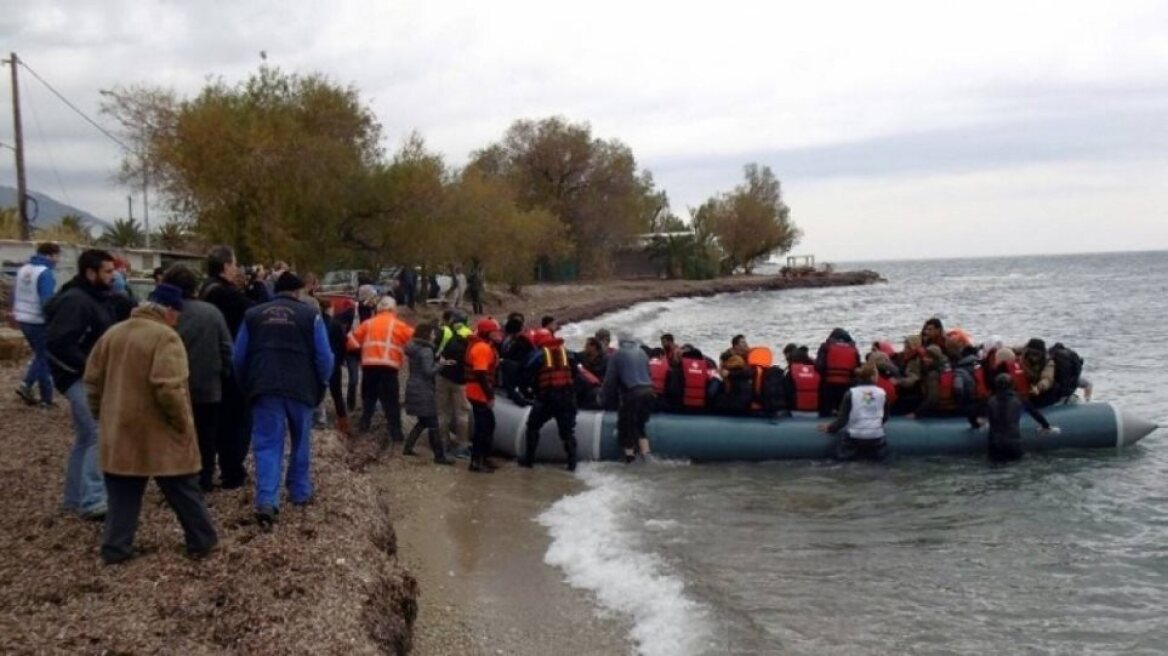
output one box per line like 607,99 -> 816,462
1048,343 -> 1084,400
758,366 -> 789,416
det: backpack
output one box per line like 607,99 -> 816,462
1048,343 -> 1084,400
758,366 -> 789,416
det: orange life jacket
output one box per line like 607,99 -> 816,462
824,342 -> 859,385
1007,361 -> 1030,397
747,347 -> 773,410
790,363 -> 820,412
537,345 -> 573,390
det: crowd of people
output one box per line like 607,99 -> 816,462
8,241 -> 1089,563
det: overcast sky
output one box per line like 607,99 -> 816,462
2,0 -> 1166,261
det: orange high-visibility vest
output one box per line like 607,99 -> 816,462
348,311 -> 414,368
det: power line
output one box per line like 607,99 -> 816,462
17,58 -> 130,151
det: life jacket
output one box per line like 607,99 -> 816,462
790,363 -> 820,412
464,337 -> 498,403
745,347 -> 773,409
681,357 -> 710,409
1007,361 -> 1030,397
938,369 -> 956,411
875,373 -> 899,407
576,364 -> 600,387
824,342 -> 859,385
648,356 -> 669,395
537,344 -> 574,390
972,364 -> 989,400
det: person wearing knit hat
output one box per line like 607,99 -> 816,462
274,271 -> 305,295
232,269 -> 335,530
84,278 -> 217,563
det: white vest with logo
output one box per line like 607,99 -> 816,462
844,385 -> 886,439
12,263 -> 48,324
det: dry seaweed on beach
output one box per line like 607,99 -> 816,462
0,365 -> 417,655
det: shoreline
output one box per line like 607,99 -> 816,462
0,269 -> 880,653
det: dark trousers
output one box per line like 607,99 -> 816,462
193,401 -> 221,490
328,363 -> 347,419
819,383 -> 850,418
345,354 -> 361,411
102,473 -> 217,564
469,289 -> 484,314
617,386 -> 654,451
360,366 -> 404,441
470,401 -> 495,462
524,392 -> 577,462
217,379 -> 249,487
988,441 -> 1024,463
835,435 -> 888,462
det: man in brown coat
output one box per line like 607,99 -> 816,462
85,283 -> 218,564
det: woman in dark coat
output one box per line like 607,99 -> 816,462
403,322 -> 454,464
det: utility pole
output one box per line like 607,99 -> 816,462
127,194 -> 133,221
6,52 -> 30,241
142,165 -> 150,249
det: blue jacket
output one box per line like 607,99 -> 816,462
233,295 -> 334,407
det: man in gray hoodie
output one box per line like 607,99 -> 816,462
163,265 -> 234,491
600,332 -> 655,463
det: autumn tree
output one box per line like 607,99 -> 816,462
338,133 -> 448,270
0,207 -> 22,240
101,66 -> 383,269
698,164 -> 800,274
443,166 -> 568,292
470,117 -> 661,277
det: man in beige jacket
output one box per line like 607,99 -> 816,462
85,283 -> 218,564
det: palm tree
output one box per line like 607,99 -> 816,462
153,222 -> 189,251
101,218 -> 145,248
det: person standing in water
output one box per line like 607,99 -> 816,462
983,372 -> 1058,462
818,364 -> 890,461
601,331 -> 655,463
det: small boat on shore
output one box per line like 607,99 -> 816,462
492,398 -> 1158,462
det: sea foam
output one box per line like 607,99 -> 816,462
537,466 -> 713,656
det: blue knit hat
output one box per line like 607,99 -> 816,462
148,283 -> 184,312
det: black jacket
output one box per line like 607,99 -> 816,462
44,276 -> 116,393
200,275 -> 252,337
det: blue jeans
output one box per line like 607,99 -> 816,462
19,322 -> 52,403
251,395 -> 313,511
63,381 -> 107,514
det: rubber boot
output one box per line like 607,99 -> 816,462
519,431 -> 538,468
564,437 -> 578,472
336,416 -> 351,437
429,427 -> 455,465
403,423 -> 424,456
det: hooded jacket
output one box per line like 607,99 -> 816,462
404,337 -> 440,418
44,275 -> 117,393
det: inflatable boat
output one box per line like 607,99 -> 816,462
492,398 -> 1158,462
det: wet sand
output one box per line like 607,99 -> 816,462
377,455 -> 633,655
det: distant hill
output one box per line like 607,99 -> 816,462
0,186 -> 112,232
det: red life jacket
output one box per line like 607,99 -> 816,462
681,358 -> 709,409
537,345 -> 573,390
824,342 -> 859,385
876,373 -> 899,407
648,357 -> 669,395
938,370 -> 956,411
972,365 -> 989,400
576,364 -> 600,387
790,363 -> 820,412
1007,361 -> 1030,397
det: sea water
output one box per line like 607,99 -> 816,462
541,251 -> 1168,655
